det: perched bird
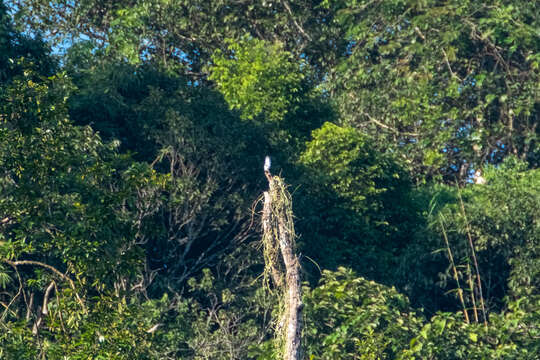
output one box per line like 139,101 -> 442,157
264,156 -> 272,182
264,156 -> 271,172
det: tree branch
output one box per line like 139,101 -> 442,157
361,112 -> 418,137
441,48 -> 462,81
281,0 -> 312,41
2,260 -> 86,313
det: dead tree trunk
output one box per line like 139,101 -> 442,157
262,163 -> 303,360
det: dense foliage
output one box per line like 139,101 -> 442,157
1,0 -> 538,358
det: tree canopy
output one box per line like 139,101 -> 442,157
1,0 -> 538,358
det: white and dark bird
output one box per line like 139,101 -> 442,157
264,156 -> 271,172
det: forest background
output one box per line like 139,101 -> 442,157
0,0 -> 538,358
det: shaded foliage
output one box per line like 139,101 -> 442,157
1,0 -> 539,358
295,122 -> 416,284
323,0 -> 539,182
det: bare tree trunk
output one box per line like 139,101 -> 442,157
262,163 -> 303,360
277,214 -> 303,360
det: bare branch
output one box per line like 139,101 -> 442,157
441,48 -> 462,81
281,0 -> 312,41
361,112 -> 418,137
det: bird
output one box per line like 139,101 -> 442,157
264,156 -> 271,172
264,156 -> 272,183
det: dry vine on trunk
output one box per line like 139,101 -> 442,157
261,158 -> 303,360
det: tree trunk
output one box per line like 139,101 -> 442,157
262,166 -> 303,360
277,212 -> 303,360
